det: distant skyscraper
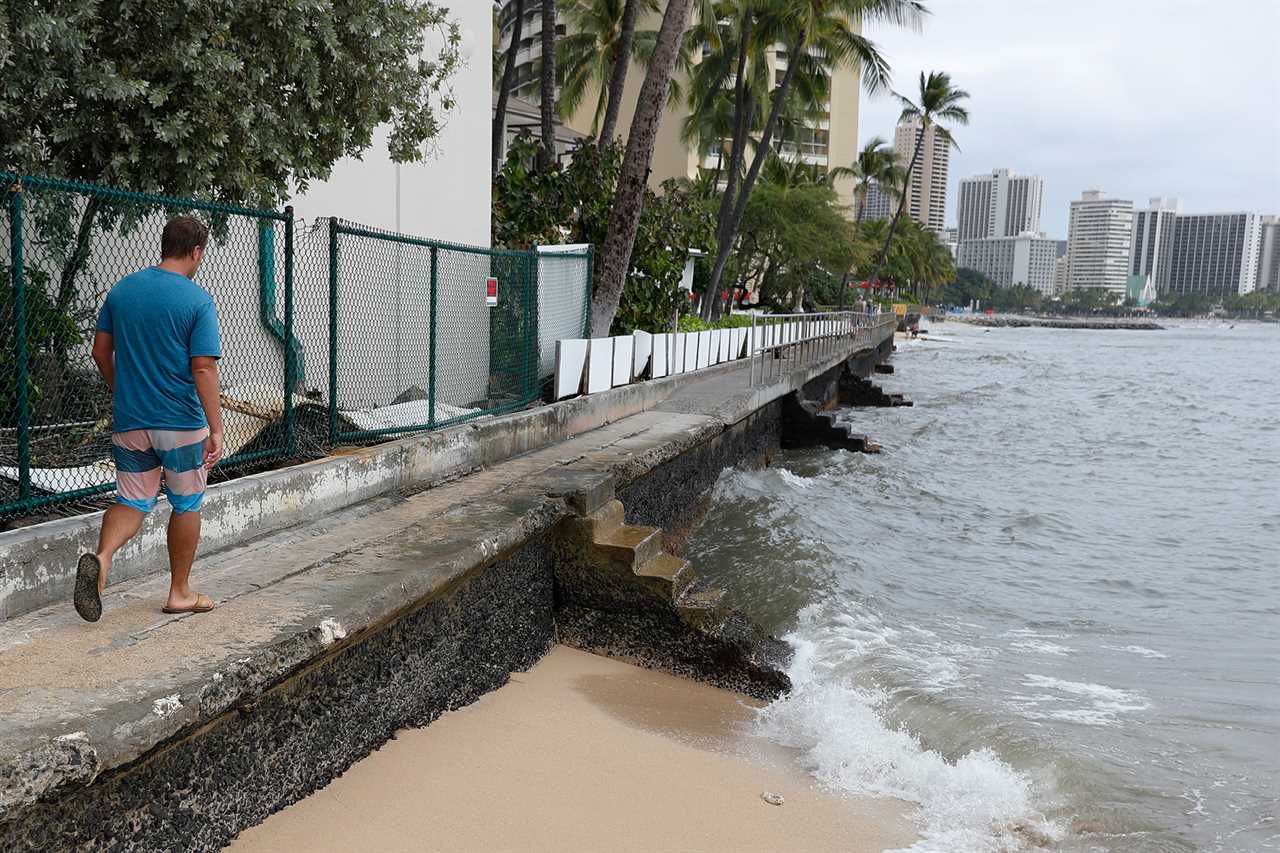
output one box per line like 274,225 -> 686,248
1066,190 -> 1134,294
957,169 -> 1044,242
1129,197 -> 1181,291
957,232 -> 1058,294
857,180 -> 895,222
894,116 -> 949,231
1165,212 -> 1262,296
1257,216 -> 1280,293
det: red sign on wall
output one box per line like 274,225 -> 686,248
486,277 -> 498,307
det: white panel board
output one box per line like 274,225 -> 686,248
651,333 -> 669,378
586,337 -> 613,394
611,335 -> 634,387
554,339 -> 588,400
717,329 -> 731,362
632,331 -> 653,380
672,333 -> 686,374
696,331 -> 713,369
731,328 -> 746,359
683,332 -> 699,373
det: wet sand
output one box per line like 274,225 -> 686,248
229,645 -> 916,852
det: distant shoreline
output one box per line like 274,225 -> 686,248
952,315 -> 1163,331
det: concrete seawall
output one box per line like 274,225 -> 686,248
0,328 -> 896,851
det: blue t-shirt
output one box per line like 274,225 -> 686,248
96,267 -> 222,432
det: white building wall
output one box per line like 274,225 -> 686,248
288,5 -> 493,407
1258,217 -> 1280,293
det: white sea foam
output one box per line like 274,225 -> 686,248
1001,627 -> 1070,640
1104,644 -> 1169,660
1017,674 -> 1150,726
754,607 -> 1062,852
1010,640 -> 1074,657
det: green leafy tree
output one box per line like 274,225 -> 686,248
493,136 -> 715,333
940,266 -> 994,307
2,0 -> 461,334
871,70 -> 968,280
729,168 -> 857,311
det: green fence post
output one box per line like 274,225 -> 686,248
8,181 -> 31,502
328,219 -> 339,446
526,251 -> 536,401
584,245 -> 594,337
283,207 -> 296,457
428,245 -> 438,430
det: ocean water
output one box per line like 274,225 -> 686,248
685,321 -> 1279,852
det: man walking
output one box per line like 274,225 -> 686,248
74,216 -> 225,622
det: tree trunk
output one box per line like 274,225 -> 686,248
870,121 -> 925,282
706,37 -> 801,312
53,196 -> 101,358
590,0 -> 695,336
538,0 -> 558,171
493,0 -> 527,176
702,19 -> 753,320
598,0 -> 640,147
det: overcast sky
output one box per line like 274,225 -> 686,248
856,0 -> 1280,237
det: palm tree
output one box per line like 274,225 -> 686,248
592,0 -> 697,335
870,70 -> 968,280
829,135 -> 901,221
557,0 -> 662,141
539,0 -> 560,170
493,0 -> 528,176
686,0 -> 849,319
704,0 -> 926,314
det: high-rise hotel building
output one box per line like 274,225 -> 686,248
957,169 -> 1044,243
1066,190 -> 1134,294
1164,212 -> 1262,296
894,116 -> 949,231
1129,197 -> 1181,291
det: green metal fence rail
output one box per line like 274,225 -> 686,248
1,173 -> 592,522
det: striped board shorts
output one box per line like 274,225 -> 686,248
111,428 -> 210,514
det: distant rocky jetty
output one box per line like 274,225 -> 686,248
956,315 -> 1163,331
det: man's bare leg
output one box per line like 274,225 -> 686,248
164,509 -> 209,610
94,503 -> 146,593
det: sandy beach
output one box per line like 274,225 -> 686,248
229,645 -> 916,852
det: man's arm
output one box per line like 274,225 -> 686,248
190,356 -> 224,467
92,331 -> 115,391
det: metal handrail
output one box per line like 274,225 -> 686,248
747,310 -> 896,386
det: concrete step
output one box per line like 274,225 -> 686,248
633,553 -> 696,602
581,498 -> 626,539
594,523 -> 663,570
676,587 -> 730,631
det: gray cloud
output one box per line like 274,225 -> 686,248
854,0 -> 1280,237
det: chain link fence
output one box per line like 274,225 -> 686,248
2,173 -> 591,523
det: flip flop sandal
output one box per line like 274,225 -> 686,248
74,554 -> 103,623
162,593 -> 216,615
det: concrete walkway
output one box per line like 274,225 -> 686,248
0,332 -> 892,842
